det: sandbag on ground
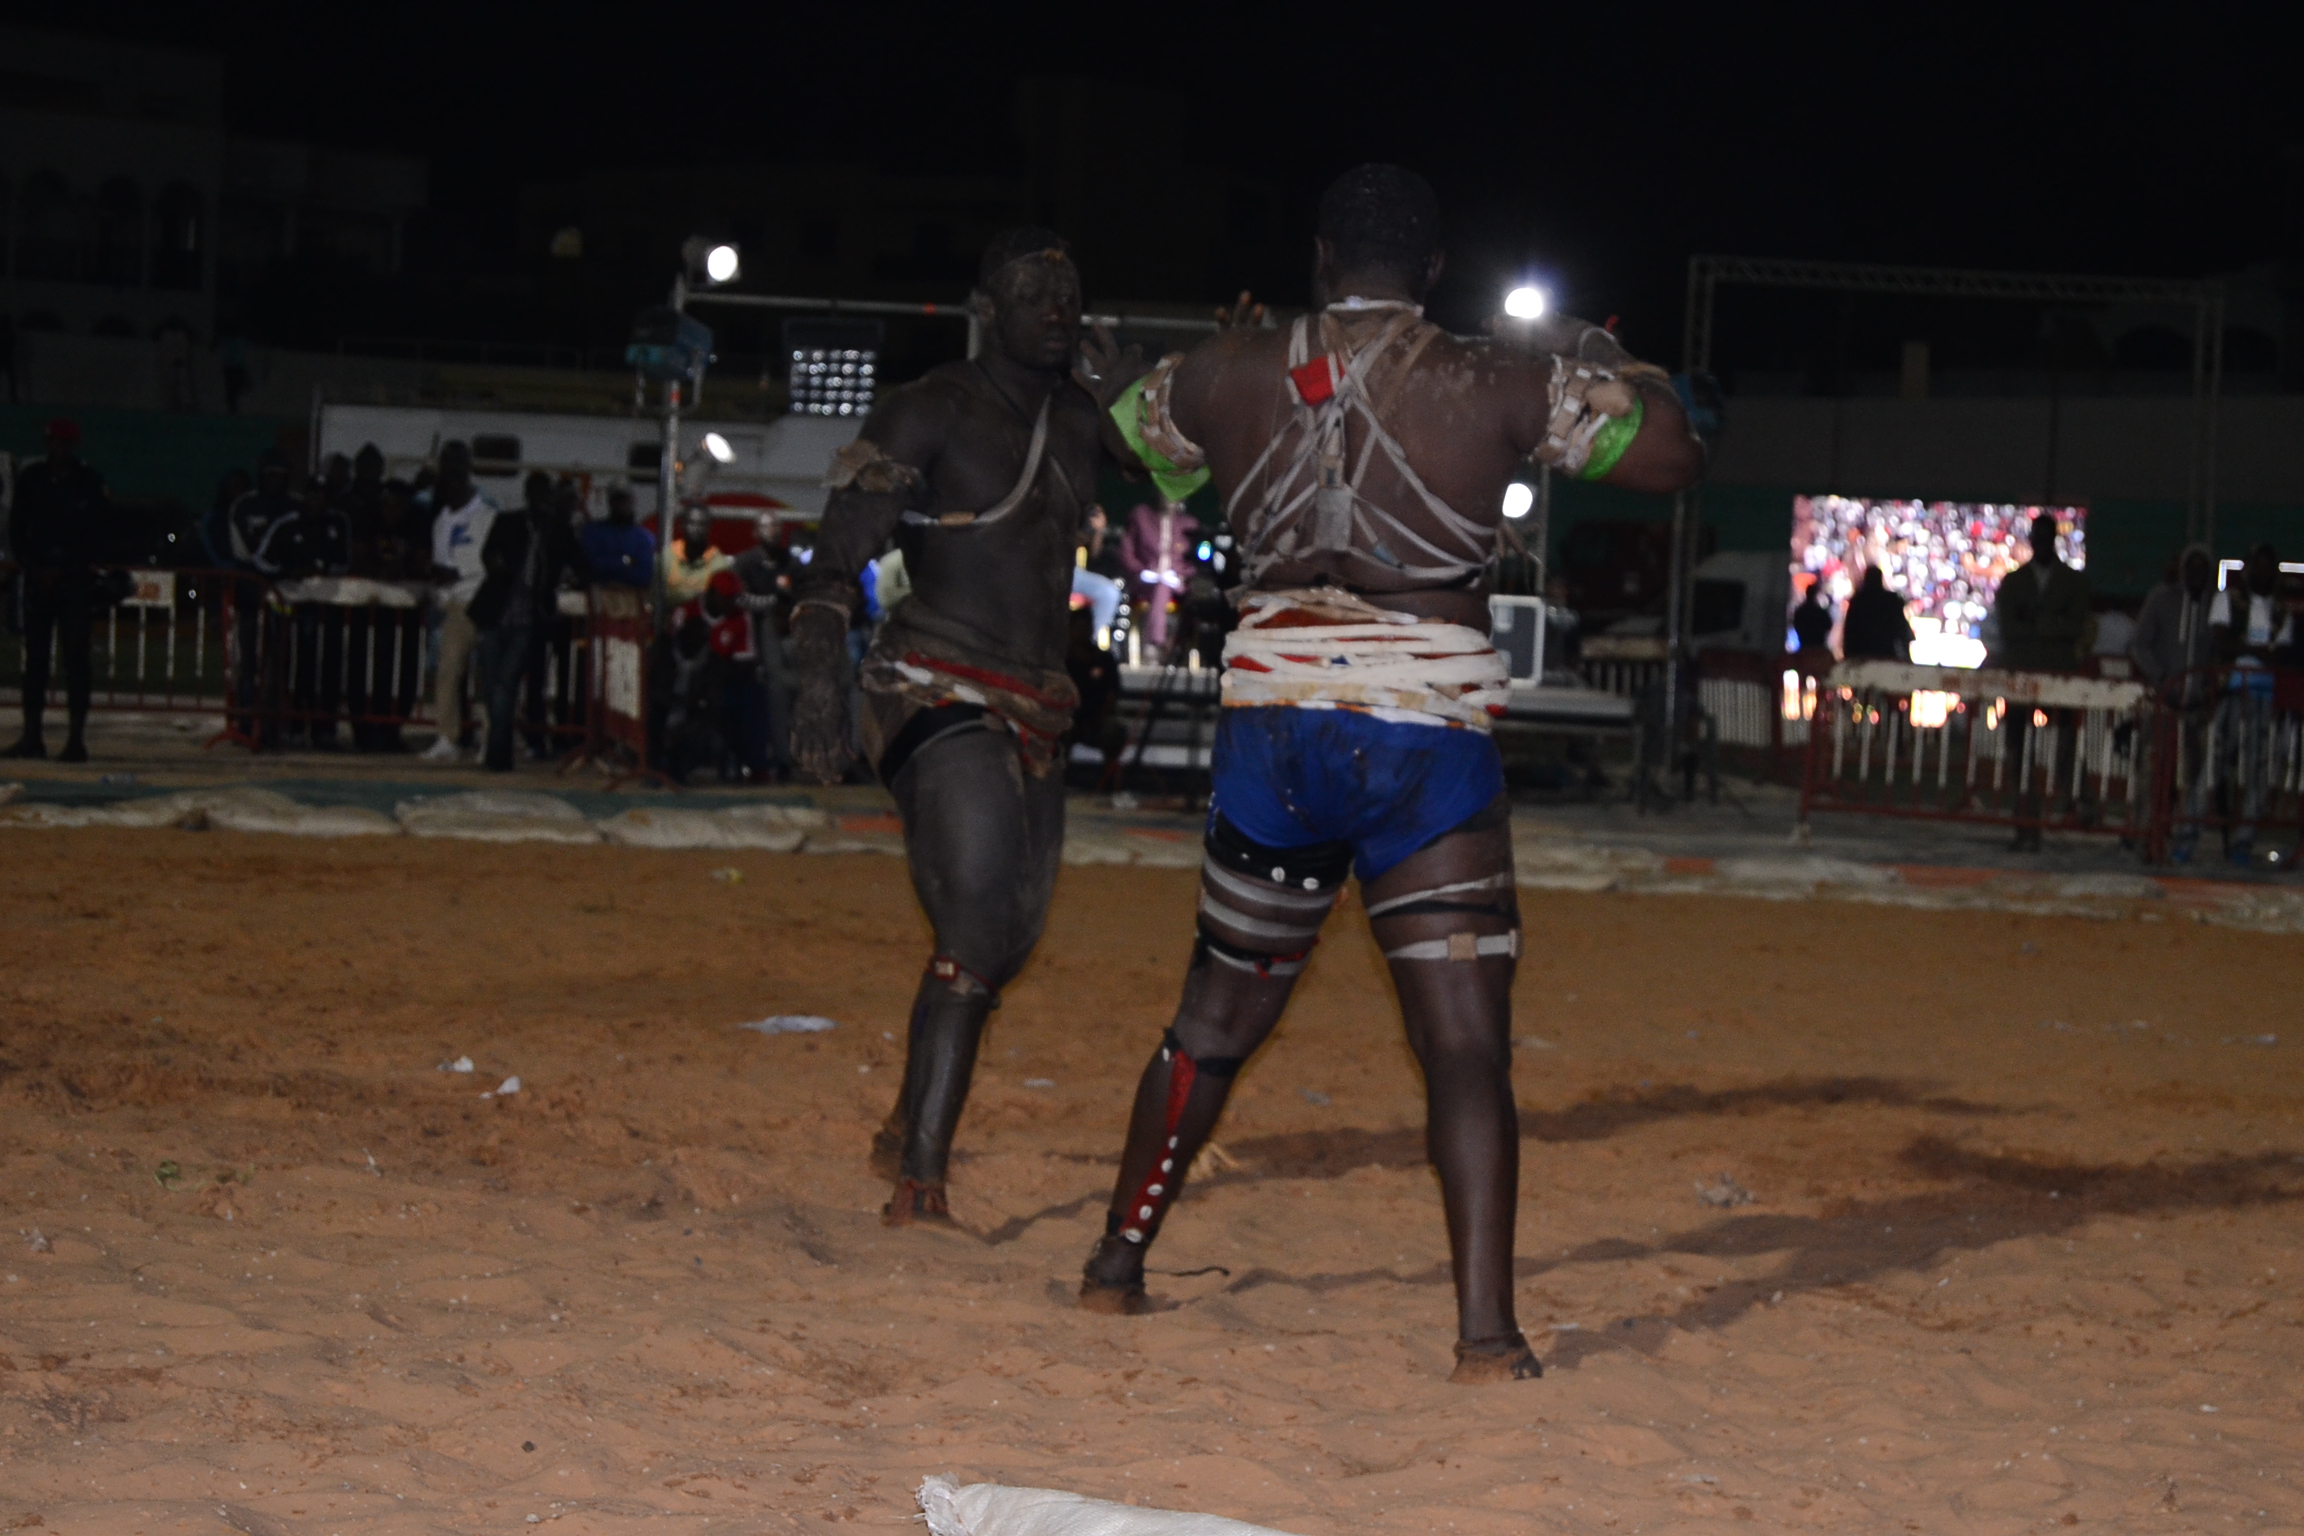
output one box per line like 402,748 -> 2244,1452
395,790 -> 602,844
595,804 -> 812,851
918,1476 -> 1299,1536
0,787 -> 325,831
201,789 -> 401,836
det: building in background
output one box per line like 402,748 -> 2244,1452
1,25 -> 424,344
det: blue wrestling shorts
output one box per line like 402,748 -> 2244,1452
1207,706 -> 1505,882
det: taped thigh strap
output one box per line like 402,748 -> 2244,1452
1193,926 -> 1311,979
1383,930 -> 1521,962
1363,871 -> 1514,920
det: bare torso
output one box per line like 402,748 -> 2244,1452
824,359 -> 1102,669
1168,308 -> 1698,630
1168,314 -> 1552,629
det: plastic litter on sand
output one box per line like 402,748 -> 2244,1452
738,1016 -> 839,1035
918,1475 -> 1301,1536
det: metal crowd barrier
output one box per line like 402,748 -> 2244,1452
1798,659 -> 2153,842
1,565 -> 234,717
2142,663 -> 2304,864
3,564 -> 611,756
1696,648 -> 1824,784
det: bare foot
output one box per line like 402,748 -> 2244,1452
1077,1233 -> 1152,1315
881,1178 -> 956,1229
1450,1331 -> 1543,1384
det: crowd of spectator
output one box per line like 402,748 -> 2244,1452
4,426 -> 1235,787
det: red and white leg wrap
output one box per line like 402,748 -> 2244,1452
1117,1034 -> 1198,1244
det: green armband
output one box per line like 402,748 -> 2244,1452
1578,398 -> 1645,482
1110,375 -> 1212,503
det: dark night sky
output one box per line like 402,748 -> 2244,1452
25,2 -> 2300,361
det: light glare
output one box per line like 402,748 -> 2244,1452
1504,286 -> 1547,320
704,244 -> 740,284
1501,482 -> 1535,520
701,431 -> 735,464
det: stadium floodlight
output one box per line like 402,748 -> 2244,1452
701,431 -> 735,464
1501,481 -> 1535,519
682,236 -> 741,288
1503,285 -> 1548,320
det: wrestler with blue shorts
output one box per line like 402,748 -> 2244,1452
1074,166 -> 1705,1381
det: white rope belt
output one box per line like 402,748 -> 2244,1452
1220,592 -> 1508,731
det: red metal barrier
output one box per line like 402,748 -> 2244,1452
1798,659 -> 2154,843
584,585 -> 653,770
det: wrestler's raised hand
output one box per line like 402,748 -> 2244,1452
1215,291 -> 1266,331
1074,321 -> 1144,409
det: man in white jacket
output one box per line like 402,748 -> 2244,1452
423,441 -> 498,761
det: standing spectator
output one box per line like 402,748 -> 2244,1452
1072,506 -> 1124,645
730,511 -> 797,778
351,480 -> 430,752
252,467 -> 354,747
1841,566 -> 1914,662
1121,499 -> 1193,656
2205,544 -> 2293,867
660,504 -> 730,606
1991,512 -> 2095,850
467,473 -> 571,772
4,419 -> 110,761
339,445 -> 389,749
2131,545 -> 2217,700
522,477 -> 588,754
2136,545 -> 2221,861
1990,513 -> 2093,671
224,449 -> 299,747
422,442 -> 495,761
1790,577 -> 1834,657
579,484 -> 654,588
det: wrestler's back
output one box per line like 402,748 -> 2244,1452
878,362 -> 1102,669
1173,324 -> 1542,628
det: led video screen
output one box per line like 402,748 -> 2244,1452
1790,496 -> 2085,668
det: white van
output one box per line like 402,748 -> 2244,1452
314,403 -> 860,529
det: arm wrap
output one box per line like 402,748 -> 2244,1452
1110,354 -> 1211,503
1535,357 -> 1643,476
824,438 -> 925,495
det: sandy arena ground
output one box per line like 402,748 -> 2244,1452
1,829 -> 2300,1536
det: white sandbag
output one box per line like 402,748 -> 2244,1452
918,1477 -> 1299,1536
1125,837 -> 1203,870
397,791 -> 601,844
1713,854 -> 1895,889
595,805 -> 808,851
2050,872 -> 2162,900
1060,835 -> 1142,865
203,790 -> 400,837
1,787 -> 280,830
399,790 -> 588,821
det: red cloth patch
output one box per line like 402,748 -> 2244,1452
1289,356 -> 1339,405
